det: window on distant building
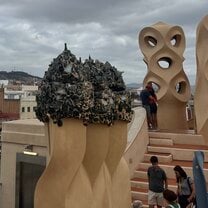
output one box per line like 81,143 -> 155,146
8,94 -> 14,99
27,107 -> 30,112
22,107 -> 25,112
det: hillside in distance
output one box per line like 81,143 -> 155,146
126,82 -> 143,89
0,71 -> 42,84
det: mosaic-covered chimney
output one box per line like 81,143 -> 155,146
35,44 -> 132,126
34,44 -> 133,208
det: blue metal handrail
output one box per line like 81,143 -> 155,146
193,151 -> 208,207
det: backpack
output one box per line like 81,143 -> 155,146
187,177 -> 197,207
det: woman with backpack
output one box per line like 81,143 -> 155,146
173,165 -> 196,208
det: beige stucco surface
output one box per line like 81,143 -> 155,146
34,119 -> 87,208
0,107 -> 148,208
106,121 -> 127,176
0,119 -> 46,208
20,98 -> 37,120
139,22 -> 191,130
195,15 -> 208,145
83,124 -> 110,186
34,119 -> 132,208
65,164 -> 93,208
124,107 -> 149,177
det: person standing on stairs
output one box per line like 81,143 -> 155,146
173,165 -> 196,208
140,84 -> 155,129
146,82 -> 158,130
147,156 -> 168,208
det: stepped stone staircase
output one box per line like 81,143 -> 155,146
130,130 -> 208,207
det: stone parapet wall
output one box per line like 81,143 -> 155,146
124,107 -> 149,177
0,119 -> 47,208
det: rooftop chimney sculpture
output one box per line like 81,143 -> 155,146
194,15 -> 208,145
35,44 -> 133,208
139,22 -> 191,130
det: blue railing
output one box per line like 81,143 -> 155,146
193,151 -> 208,207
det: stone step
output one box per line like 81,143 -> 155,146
131,177 -> 177,191
131,185 -> 176,206
131,130 -> 207,207
131,176 -> 208,208
131,192 -> 165,208
133,169 -> 147,179
149,137 -> 173,146
148,145 -> 172,154
137,160 -> 208,179
133,167 -> 179,181
144,152 -> 172,163
133,167 -> 179,182
131,187 -> 147,201
147,144 -> 208,162
148,131 -> 205,146
131,178 -> 147,189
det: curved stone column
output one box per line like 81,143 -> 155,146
139,22 -> 191,130
194,15 -> 208,144
65,164 -> 93,208
106,121 -> 127,176
111,158 -> 131,208
105,121 -> 131,208
34,119 -> 86,208
35,45 -> 132,208
83,124 -> 111,208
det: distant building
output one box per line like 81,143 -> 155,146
4,89 -> 23,99
21,85 -> 38,95
20,85 -> 38,119
0,119 -> 47,208
20,96 -> 37,120
0,80 -> 9,87
0,84 -> 38,124
0,88 -> 20,124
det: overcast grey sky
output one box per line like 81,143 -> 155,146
0,0 -> 207,84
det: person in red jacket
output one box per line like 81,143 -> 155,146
146,82 -> 158,129
140,84 -> 155,129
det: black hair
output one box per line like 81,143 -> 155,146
150,156 -> 158,164
173,165 -> 187,182
163,189 -> 177,202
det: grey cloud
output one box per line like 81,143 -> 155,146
3,0 -> 131,24
0,0 -> 207,85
